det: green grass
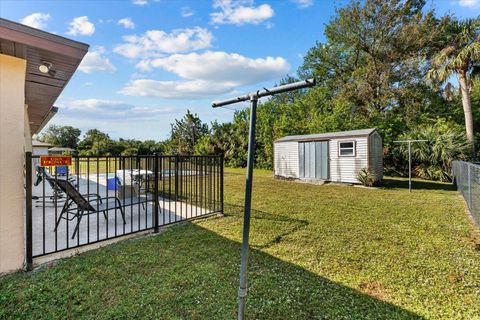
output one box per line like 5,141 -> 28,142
1,168 -> 479,319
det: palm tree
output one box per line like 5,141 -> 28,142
427,18 -> 480,150
399,121 -> 470,181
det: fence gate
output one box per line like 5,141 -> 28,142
25,153 -> 223,269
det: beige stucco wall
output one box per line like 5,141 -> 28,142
24,105 -> 32,153
0,54 -> 27,274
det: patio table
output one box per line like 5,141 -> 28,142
115,169 -> 153,200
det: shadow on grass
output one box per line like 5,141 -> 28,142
0,218 -> 424,319
380,177 -> 455,191
224,204 -> 310,249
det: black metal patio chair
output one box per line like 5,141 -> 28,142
53,178 -> 126,239
36,166 -> 105,209
33,166 -> 77,203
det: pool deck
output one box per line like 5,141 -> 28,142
31,173 -> 214,258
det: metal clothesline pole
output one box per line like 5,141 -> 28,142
393,139 -> 427,192
212,78 -> 316,320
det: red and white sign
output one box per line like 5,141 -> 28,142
40,156 -> 72,167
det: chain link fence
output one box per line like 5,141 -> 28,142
452,160 -> 480,225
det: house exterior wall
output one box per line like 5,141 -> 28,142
0,54 -> 27,274
274,141 -> 299,178
368,132 -> 383,181
329,137 -> 369,184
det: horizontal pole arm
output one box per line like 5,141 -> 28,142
212,78 -> 316,108
393,140 -> 428,143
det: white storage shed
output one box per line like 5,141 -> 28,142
274,128 -> 383,184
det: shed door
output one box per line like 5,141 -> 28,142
299,141 -> 328,180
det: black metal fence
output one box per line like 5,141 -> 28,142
452,160 -> 479,226
25,153 -> 223,269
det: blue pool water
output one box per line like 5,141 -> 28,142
94,170 -> 181,179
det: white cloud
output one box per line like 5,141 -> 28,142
119,79 -> 235,99
132,0 -> 148,5
291,0 -> 313,8
118,17 -> 135,29
136,51 -> 290,85
66,16 -> 95,36
181,6 -> 195,17
78,47 -> 116,74
458,0 -> 479,7
122,51 -> 290,99
59,98 -> 176,120
113,27 -> 213,58
19,13 -> 51,30
211,0 -> 274,25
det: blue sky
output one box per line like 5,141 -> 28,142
1,0 -> 478,140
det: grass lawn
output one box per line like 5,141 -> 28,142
1,168 -> 479,319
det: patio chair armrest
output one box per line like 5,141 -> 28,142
83,193 -> 100,197
97,196 -> 120,200
82,193 -> 103,203
94,196 -> 123,205
96,196 -> 123,207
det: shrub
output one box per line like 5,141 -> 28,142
356,168 -> 376,186
398,119 -> 470,182
414,164 -> 450,182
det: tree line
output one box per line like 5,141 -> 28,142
39,0 -> 479,182
39,110 -> 209,157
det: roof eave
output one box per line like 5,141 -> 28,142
0,18 -> 89,55
35,106 -> 58,134
0,18 -> 89,134
274,128 -> 378,143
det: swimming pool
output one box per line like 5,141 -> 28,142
89,170 -> 197,180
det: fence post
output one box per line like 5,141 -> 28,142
468,163 -> 472,210
25,152 -> 33,271
175,155 -> 179,201
154,153 -> 159,233
75,155 -> 80,176
220,153 -> 224,215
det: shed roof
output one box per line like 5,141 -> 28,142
48,147 -> 75,152
275,128 -> 377,143
32,140 -> 53,147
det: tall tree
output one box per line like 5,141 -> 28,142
77,129 -> 114,156
40,125 -> 81,149
299,0 -> 441,119
427,17 -> 480,148
138,140 -> 165,155
170,110 -> 209,155
195,119 -> 248,166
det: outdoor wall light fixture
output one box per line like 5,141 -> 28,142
39,62 -> 56,76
